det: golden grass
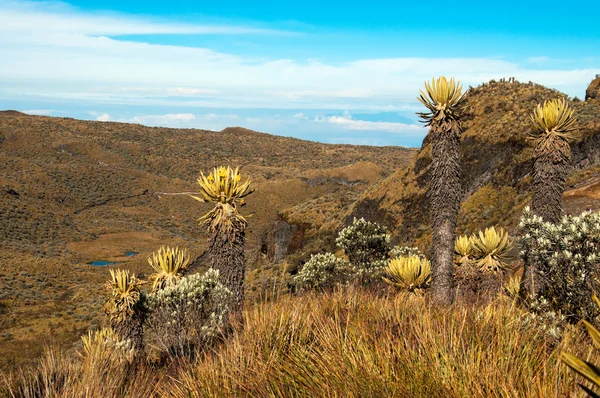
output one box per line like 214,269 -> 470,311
5,287 -> 592,397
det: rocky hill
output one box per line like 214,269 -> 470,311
274,78 -> 600,258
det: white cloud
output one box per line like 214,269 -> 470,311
0,0 -> 597,113
317,114 -> 424,133
0,0 -> 294,37
96,113 -> 111,121
23,109 -> 55,115
127,113 -> 196,125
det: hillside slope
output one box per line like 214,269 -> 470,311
0,112 -> 416,370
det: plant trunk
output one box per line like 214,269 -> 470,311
522,150 -> 569,299
428,124 -> 462,305
113,315 -> 144,351
531,152 -> 569,223
208,229 -> 246,316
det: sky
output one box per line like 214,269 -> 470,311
1,0 -> 599,147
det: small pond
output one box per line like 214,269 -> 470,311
89,261 -> 117,266
125,251 -> 139,257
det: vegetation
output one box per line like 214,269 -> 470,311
336,217 -> 390,283
417,76 -> 468,305
389,245 -> 425,259
520,206 -> 600,323
4,288 -> 592,397
471,226 -> 512,272
191,166 -> 254,315
147,246 -> 191,292
103,269 -> 145,349
382,255 -> 431,294
524,98 -> 578,299
293,252 -> 351,291
146,269 -> 230,359
454,235 -> 474,266
561,296 -> 600,397
3,76 -> 600,395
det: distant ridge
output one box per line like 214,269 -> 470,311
0,110 -> 26,116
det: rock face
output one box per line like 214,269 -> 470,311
259,218 -> 305,263
586,75 -> 600,101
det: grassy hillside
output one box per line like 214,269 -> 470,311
3,288 -> 591,397
0,113 -> 415,370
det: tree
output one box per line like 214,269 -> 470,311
417,77 -> 467,305
190,166 -> 254,316
523,98 -> 577,298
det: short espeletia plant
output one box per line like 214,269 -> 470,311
336,217 -> 391,284
146,268 -> 231,359
293,252 -> 352,292
383,255 -> 431,295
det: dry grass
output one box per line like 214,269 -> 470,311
4,287 -> 592,397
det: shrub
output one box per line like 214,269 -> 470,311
293,253 -> 352,292
519,207 -> 600,323
146,269 -> 230,358
389,245 -> 425,260
336,218 -> 390,283
148,246 -> 191,292
383,255 -> 431,294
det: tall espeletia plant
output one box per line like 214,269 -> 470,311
523,98 -> 577,298
190,166 -> 254,316
417,77 -> 467,305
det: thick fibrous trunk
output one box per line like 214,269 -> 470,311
531,153 -> 569,224
113,315 -> 144,351
209,229 -> 246,316
522,150 -> 569,299
428,123 -> 462,305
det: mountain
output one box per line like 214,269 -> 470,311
0,112 -> 415,370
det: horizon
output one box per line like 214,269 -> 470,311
1,0 -> 599,147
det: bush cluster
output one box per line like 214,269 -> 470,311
292,253 -> 351,291
335,217 -> 390,283
520,206 -> 600,323
147,269 -> 231,357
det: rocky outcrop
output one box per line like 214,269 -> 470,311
258,218 -> 305,263
586,75 -> 600,101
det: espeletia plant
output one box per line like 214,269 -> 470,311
103,269 -> 146,350
383,255 -> 431,295
336,217 -> 390,283
519,206 -> 600,323
146,268 -> 231,358
293,252 -> 352,292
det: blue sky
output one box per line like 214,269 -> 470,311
1,0 -> 599,147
